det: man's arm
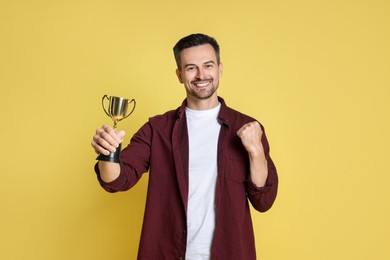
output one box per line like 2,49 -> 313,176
237,121 -> 278,212
237,121 -> 268,187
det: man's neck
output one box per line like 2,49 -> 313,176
186,95 -> 219,110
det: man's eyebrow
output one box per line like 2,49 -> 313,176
184,60 -> 216,69
184,63 -> 197,68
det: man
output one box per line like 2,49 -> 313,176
91,33 -> 278,260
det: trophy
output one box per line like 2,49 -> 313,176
96,95 -> 136,163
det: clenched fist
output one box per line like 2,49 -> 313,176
237,121 -> 265,157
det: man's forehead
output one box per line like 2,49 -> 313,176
180,44 -> 217,63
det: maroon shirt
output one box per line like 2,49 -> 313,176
95,97 -> 278,259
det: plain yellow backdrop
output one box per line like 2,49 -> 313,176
1,0 -> 389,259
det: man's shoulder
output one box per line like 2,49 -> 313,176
148,107 -> 180,124
224,104 -> 257,125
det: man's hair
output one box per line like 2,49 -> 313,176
173,33 -> 220,70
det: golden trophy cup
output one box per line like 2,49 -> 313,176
96,95 -> 136,163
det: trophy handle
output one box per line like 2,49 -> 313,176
123,99 -> 136,119
102,95 -> 111,117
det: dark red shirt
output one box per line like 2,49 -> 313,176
95,97 -> 278,259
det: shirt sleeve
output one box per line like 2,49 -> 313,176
245,126 -> 279,212
95,122 -> 152,192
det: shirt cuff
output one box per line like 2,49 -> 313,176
245,178 -> 272,194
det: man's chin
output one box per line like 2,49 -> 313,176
191,91 -> 216,100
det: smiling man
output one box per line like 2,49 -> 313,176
91,33 -> 278,260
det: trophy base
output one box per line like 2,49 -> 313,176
96,143 -> 122,163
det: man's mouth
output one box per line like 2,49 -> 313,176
192,80 -> 212,88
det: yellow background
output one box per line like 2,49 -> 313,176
1,0 -> 389,259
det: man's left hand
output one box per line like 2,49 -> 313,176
237,121 -> 265,157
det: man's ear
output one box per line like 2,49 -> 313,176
219,62 -> 223,78
176,69 -> 183,83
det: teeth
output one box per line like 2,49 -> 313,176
195,82 -> 210,87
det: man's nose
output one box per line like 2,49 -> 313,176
196,68 -> 206,79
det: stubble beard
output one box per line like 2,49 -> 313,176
187,80 -> 219,100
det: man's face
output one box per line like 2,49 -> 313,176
176,44 -> 223,101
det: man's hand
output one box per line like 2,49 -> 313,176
91,124 -> 125,183
237,121 -> 264,157
91,124 -> 126,156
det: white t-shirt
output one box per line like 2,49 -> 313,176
185,103 -> 221,260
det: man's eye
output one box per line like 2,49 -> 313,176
206,64 -> 214,68
186,67 -> 196,71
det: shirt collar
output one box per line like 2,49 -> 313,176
176,96 -> 230,125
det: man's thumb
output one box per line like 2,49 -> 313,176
117,130 -> 126,140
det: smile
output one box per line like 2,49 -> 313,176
193,80 -> 212,88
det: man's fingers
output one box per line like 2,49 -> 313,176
91,125 -> 126,155
236,121 -> 265,154
237,121 -> 261,137
94,133 -> 117,152
102,125 -> 125,143
91,139 -> 110,155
